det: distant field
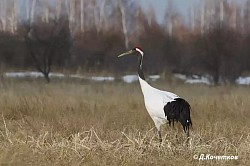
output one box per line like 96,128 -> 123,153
0,79 -> 249,165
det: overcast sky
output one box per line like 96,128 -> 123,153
139,0 -> 247,23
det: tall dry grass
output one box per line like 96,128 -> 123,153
0,79 -> 249,165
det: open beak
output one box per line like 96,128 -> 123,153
117,50 -> 134,58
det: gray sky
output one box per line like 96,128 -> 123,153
139,0 -> 247,23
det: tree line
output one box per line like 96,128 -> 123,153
0,0 -> 250,84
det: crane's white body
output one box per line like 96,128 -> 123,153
118,47 -> 192,141
138,77 -> 179,131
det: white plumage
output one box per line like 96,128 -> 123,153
139,77 -> 178,129
118,47 -> 192,142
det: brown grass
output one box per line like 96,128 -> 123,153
0,79 -> 249,165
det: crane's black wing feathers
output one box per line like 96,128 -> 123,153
164,98 -> 192,132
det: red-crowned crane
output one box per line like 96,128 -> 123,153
118,47 -> 192,142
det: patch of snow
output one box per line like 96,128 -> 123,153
148,75 -> 160,81
89,76 -> 115,82
49,73 -> 65,78
174,74 -> 187,80
69,74 -> 85,79
5,72 -> 43,78
236,77 -> 250,85
122,75 -> 138,83
4,72 -> 115,82
192,75 -> 199,79
174,73 -> 212,85
185,76 -> 211,85
5,72 -> 66,78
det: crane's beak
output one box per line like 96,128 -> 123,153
117,50 -> 134,58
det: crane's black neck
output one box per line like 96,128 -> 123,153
137,54 -> 145,80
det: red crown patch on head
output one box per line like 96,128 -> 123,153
135,46 -> 143,52
134,46 -> 144,56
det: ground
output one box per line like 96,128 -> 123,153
0,78 -> 249,165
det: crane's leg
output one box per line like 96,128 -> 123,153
186,127 -> 190,138
158,130 -> 162,143
182,123 -> 191,140
155,122 -> 162,143
153,118 -> 163,143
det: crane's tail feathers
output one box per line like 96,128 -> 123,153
183,119 -> 192,137
164,98 -> 192,137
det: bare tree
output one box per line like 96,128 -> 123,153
24,18 -> 71,82
44,0 -> 49,23
56,0 -> 62,20
165,0 -> 174,36
26,0 -> 30,21
119,0 -> 129,48
194,26 -> 243,85
80,0 -> 84,32
98,0 -> 106,32
220,0 -> 224,24
0,0 -> 18,33
243,0 -> 250,32
190,2 -> 195,33
147,5 -> 156,26
164,0 -> 181,37
30,0 -> 37,24
69,0 -> 75,30
201,2 -> 205,34
0,0 -> 7,31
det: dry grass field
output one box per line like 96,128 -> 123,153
0,79 -> 249,165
